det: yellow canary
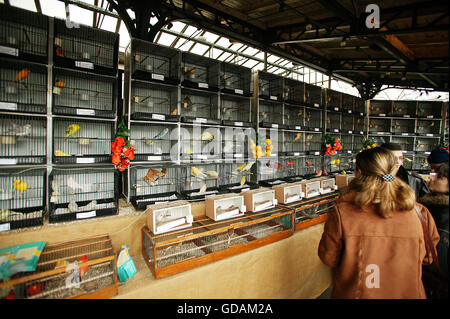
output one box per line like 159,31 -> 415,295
55,80 -> 66,88
55,150 -> 71,156
236,163 -> 246,172
199,183 -> 207,194
0,209 -> 11,220
240,176 -> 246,186
201,131 -> 214,141
13,179 -> 29,192
341,170 -> 347,175
206,171 -> 218,178
170,108 -> 178,115
65,124 -> 80,139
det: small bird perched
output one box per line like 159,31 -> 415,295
8,121 -> 31,137
198,183 -> 207,194
201,131 -> 214,141
206,171 -> 218,178
13,68 -> 29,82
13,179 -> 29,192
67,176 -> 93,194
65,124 -> 80,140
191,166 -> 208,179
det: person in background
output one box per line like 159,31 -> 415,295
318,147 -> 439,299
419,162 -> 449,281
381,142 -> 429,199
427,148 -> 449,172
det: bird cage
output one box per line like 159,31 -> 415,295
353,115 -> 365,133
180,87 -> 220,124
295,178 -> 322,199
337,153 -> 354,173
417,101 -> 443,119
391,136 -> 414,153
221,126 -> 253,160
218,161 -> 258,193
280,155 -> 303,181
283,78 -> 305,105
130,80 -> 179,121
257,158 -> 286,186
53,118 -> 114,164
53,18 -> 119,76
129,122 -> 177,162
0,234 -> 118,299
0,114 -> 46,165
146,200 -> 193,235
326,111 -> 341,133
326,89 -> 342,111
300,156 -> 322,177
402,154 -> 414,170
282,130 -> 304,156
305,83 -> 322,108
392,101 -> 416,117
273,183 -> 304,204
181,52 -> 219,91
367,134 -> 388,147
341,93 -> 354,114
220,93 -> 252,127
354,97 -> 365,115
369,100 -> 391,116
257,71 -> 283,101
304,132 -> 322,154
129,164 -> 181,210
415,137 -> 439,153
141,207 -> 293,278
205,193 -> 246,221
391,119 -> 415,135
339,133 -> 353,152
258,99 -> 284,128
412,153 -> 430,172
0,4 -> 48,63
180,124 -> 221,161
0,58 -> 47,114
129,39 -> 181,85
417,119 -> 441,136
48,166 -> 118,223
284,103 -> 305,129
0,167 -> 45,232
368,118 -> 390,134
180,163 -> 223,200
341,113 -> 354,133
52,68 -> 117,118
304,107 -> 322,131
220,62 -> 251,96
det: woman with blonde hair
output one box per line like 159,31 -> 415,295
318,147 -> 439,299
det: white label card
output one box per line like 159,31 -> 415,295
0,159 -> 17,165
152,114 -> 165,121
198,83 -> 209,89
75,61 -> 94,70
234,122 -> 243,126
272,124 -> 278,128
76,158 -> 95,164
76,211 -> 96,219
270,96 -> 278,101
0,45 -> 18,56
151,73 -> 164,81
195,118 -> 207,123
427,115 -> 434,119
148,156 -> 162,161
76,109 -> 95,116
314,128 -> 319,131
314,103 -> 319,107
0,102 -> 18,111
0,223 -> 11,232
234,89 -> 243,95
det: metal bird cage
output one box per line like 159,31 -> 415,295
129,39 -> 181,85
367,134 -> 389,147
368,118 -> 390,134
181,52 -> 219,91
392,101 -> 416,117
0,4 -> 48,63
284,103 -> 305,129
48,166 -> 118,223
304,132 -> 322,154
220,62 -> 251,96
257,158 -> 286,186
353,136 -> 364,153
221,126 -> 254,160
416,119 -> 441,136
282,130 -> 304,155
0,167 -> 45,232
218,161 -> 258,193
142,208 -> 293,278
354,97 -> 365,115
129,164 -> 181,210
53,18 -> 119,76
180,87 -> 219,124
130,80 -> 179,121
369,100 -> 391,116
326,89 -> 342,110
180,162 -> 223,200
0,114 -> 46,165
338,153 -> 354,172
412,153 -> 430,173
304,107 -> 322,131
129,122 -> 177,162
341,93 -> 354,114
52,118 -> 114,164
326,111 -> 341,133
0,235 -> 118,299
339,133 -> 352,152
220,93 -> 251,127
415,137 -> 440,153
341,113 -> 354,133
0,58 -> 47,114
52,67 -> 117,118
353,115 -> 365,133
417,101 -> 443,119
258,99 -> 284,128
279,155 -> 304,181
391,118 -> 415,135
283,78 -> 305,105
257,71 -> 283,101
180,124 -> 221,161
305,83 -> 322,108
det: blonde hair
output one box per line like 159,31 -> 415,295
346,147 -> 416,218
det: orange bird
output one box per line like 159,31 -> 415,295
13,68 -> 30,82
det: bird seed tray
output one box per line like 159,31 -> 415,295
142,207 -> 294,278
0,234 -> 118,299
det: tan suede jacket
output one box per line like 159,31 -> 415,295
318,192 -> 440,299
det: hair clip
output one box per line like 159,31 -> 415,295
382,174 -> 395,182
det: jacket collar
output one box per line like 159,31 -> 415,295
419,192 -> 449,207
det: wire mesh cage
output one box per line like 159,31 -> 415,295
53,118 -> 114,164
218,161 -> 258,193
0,58 -> 47,114
142,208 -> 293,278
130,80 -> 179,121
257,71 -> 283,101
368,134 -> 389,148
0,4 -> 48,63
257,157 -> 286,185
415,137 -> 440,153
221,126 -> 253,160
0,167 -> 45,232
337,153 -> 354,172
391,118 -> 415,135
354,97 -> 365,115
392,101 -> 416,117
326,89 -> 342,110
305,83 -> 322,107
339,133 -> 353,152
283,78 -> 305,104
369,100 -> 391,116
279,155 -> 303,180
180,125 -> 221,161
368,118 -> 390,134
220,93 -> 251,126
304,132 -> 322,154
129,39 -> 181,85
182,162 -> 224,199
416,119 -> 441,136
284,103 -> 305,129
326,111 -> 341,133
259,99 -> 283,127
412,153 -> 430,172
52,68 -> 117,118
304,108 -> 322,131
53,19 -> 119,75
129,164 -> 181,210
341,93 -> 354,113
48,166 -> 118,223
129,122 -> 177,162
417,101 -> 443,119
353,115 -> 365,133
352,136 -> 364,153
220,62 -> 251,96
181,87 -> 219,124
181,52 -> 219,91
341,113 -> 353,133
0,235 -> 118,299
0,114 -> 46,165
282,130 -> 304,156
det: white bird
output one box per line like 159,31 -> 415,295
68,199 -> 78,212
8,121 -> 31,137
67,176 -> 93,194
